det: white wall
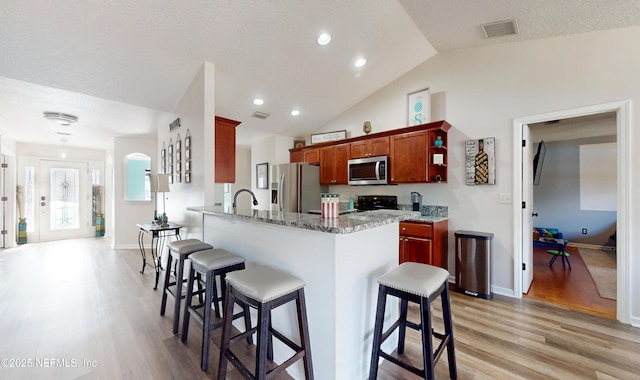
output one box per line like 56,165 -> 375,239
113,135 -> 156,248
155,62 -> 218,240
314,27 -> 640,319
250,134 -> 294,209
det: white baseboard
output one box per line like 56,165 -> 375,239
113,244 -> 140,250
567,242 -> 616,252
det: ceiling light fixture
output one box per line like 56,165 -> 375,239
43,112 -> 78,126
354,58 -> 367,68
291,110 -> 300,116
253,98 -> 264,105
317,33 -> 332,46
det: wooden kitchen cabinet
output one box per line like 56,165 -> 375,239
427,129 -> 448,183
390,131 -> 427,183
399,219 -> 448,269
350,136 -> 389,158
214,116 -> 241,183
319,143 -> 349,185
290,147 -> 320,164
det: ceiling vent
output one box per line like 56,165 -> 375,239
43,111 -> 79,126
56,131 -> 72,136
482,19 -> 518,38
252,111 -> 270,120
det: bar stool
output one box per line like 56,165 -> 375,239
160,239 -> 213,334
369,262 -> 456,380
181,248 -> 251,372
217,265 -> 314,380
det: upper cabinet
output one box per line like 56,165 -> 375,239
390,131 -> 427,183
289,120 -> 451,184
319,143 -> 350,185
215,116 -> 241,183
350,136 -> 389,158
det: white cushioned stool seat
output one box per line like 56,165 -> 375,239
167,239 -> 213,256
189,249 -> 246,274
378,262 -> 449,298
225,264 -> 305,303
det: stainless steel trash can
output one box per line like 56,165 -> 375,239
455,230 -> 494,299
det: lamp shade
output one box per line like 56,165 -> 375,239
149,174 -> 159,193
156,174 -> 170,192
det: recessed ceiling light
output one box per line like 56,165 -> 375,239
354,58 -> 367,68
317,33 -> 331,46
291,110 -> 300,116
253,98 -> 264,105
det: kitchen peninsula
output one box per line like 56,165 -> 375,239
187,206 -> 420,380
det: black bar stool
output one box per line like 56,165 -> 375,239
181,248 -> 251,371
369,262 -> 456,380
217,264 -> 314,380
161,239 -> 213,334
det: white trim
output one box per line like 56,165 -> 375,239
513,100 -> 631,325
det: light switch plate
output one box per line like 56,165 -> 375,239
499,193 -> 512,204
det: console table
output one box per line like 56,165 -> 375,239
137,222 -> 182,289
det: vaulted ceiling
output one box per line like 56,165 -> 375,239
1,1 -> 638,149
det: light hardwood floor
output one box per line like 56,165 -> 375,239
1,238 -> 638,379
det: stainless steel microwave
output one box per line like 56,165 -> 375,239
348,156 -> 389,185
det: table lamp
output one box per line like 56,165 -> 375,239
156,173 -> 171,227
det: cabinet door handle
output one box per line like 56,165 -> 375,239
401,227 -> 406,231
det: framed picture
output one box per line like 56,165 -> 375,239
294,139 -> 306,149
185,148 -> 190,160
465,137 -> 496,185
407,87 -> 430,126
311,130 -> 346,144
256,162 -> 269,189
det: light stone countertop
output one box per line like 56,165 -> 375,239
187,206 -> 420,234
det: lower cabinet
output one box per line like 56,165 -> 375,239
399,220 -> 448,269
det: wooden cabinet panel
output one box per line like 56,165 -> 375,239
320,143 -> 349,185
304,148 -> 320,164
390,131 -> 427,183
400,237 -> 433,264
290,150 -> 304,163
350,137 -> 389,158
399,220 -> 448,269
214,116 -> 241,183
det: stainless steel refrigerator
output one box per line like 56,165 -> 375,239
271,163 -> 328,213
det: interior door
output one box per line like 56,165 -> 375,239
38,160 -> 92,241
522,124 -> 534,292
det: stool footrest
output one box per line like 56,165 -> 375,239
379,351 -> 424,378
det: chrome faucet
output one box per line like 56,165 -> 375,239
232,188 -> 259,211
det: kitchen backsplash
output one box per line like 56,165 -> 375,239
398,204 -> 449,218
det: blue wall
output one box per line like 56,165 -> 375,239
533,136 -> 616,246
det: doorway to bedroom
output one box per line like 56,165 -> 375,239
524,113 -> 617,318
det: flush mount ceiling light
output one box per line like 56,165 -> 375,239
43,112 -> 78,126
317,32 -> 332,46
253,98 -> 264,106
291,110 -> 300,116
482,19 -> 519,38
354,58 -> 367,68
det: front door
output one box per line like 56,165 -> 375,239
38,160 -> 92,241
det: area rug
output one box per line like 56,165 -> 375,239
579,248 -> 617,300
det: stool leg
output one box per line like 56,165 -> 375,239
217,285 -> 235,380
441,285 -> 457,379
212,272 -> 221,319
201,271 -> 214,371
160,252 -> 174,316
296,289 -> 314,380
256,301 -> 271,380
172,255 -> 186,334
243,303 -> 253,344
397,298 -> 409,354
420,296 -> 435,380
368,284 -> 387,380
181,266 -> 196,343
